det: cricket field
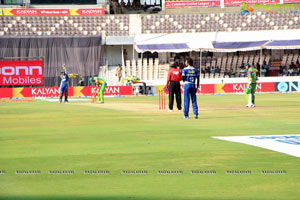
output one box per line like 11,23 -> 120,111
0,93 -> 299,200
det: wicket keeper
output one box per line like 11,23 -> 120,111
182,58 -> 199,119
245,64 -> 258,107
90,77 -> 107,104
59,69 -> 69,103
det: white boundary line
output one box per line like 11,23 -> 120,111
213,135 -> 300,158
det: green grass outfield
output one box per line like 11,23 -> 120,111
0,93 -> 300,200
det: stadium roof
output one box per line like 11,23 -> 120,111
212,39 -> 300,52
134,33 -> 214,53
212,41 -> 269,52
134,30 -> 300,53
265,40 -> 300,50
136,43 -> 190,53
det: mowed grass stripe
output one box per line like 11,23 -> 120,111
0,93 -> 299,199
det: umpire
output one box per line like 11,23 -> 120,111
166,63 -> 182,112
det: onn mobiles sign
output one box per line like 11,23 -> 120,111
0,60 -> 43,86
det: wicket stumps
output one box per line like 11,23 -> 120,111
159,90 -> 166,110
91,86 -> 98,103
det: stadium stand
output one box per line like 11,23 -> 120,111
142,12 -> 300,34
2,11 -> 300,37
1,2 -> 300,85
0,15 -> 129,36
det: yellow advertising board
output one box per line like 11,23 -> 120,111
73,86 -> 85,97
3,8 -> 14,16
0,9 -> 3,16
12,88 -> 24,98
69,9 -> 79,16
156,85 -> 166,95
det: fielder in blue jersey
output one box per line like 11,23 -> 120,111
59,69 -> 69,103
182,58 -> 199,119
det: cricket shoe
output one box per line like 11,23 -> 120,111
184,116 -> 189,119
251,104 -> 256,107
194,115 -> 198,119
245,104 -> 252,108
168,109 -> 173,112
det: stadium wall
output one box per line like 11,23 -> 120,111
146,76 -> 300,85
0,86 -> 133,98
151,76 -> 300,95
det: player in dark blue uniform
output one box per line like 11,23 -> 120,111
182,58 -> 199,119
59,69 -> 69,103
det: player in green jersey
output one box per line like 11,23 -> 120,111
245,64 -> 258,108
90,77 -> 107,104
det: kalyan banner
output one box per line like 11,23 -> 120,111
80,86 -> 133,96
3,8 -> 70,16
165,0 -> 220,8
12,87 -> 63,98
0,86 -> 133,99
215,82 -> 275,93
0,82 -> 295,99
162,84 -> 215,94
70,8 -> 105,15
0,60 -> 43,86
3,8 -> 105,16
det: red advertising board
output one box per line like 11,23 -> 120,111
225,0 -> 280,6
81,86 -> 133,96
0,60 -> 43,86
0,82 -> 280,99
217,82 -> 275,93
21,87 -> 64,97
166,0 -> 220,8
22,86 -> 133,97
0,88 -> 12,98
176,84 -> 215,94
4,8 -> 70,16
0,86 -> 133,99
105,86 -> 133,96
284,0 -> 300,2
3,8 -> 105,16
198,84 -> 215,94
72,8 -> 105,15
